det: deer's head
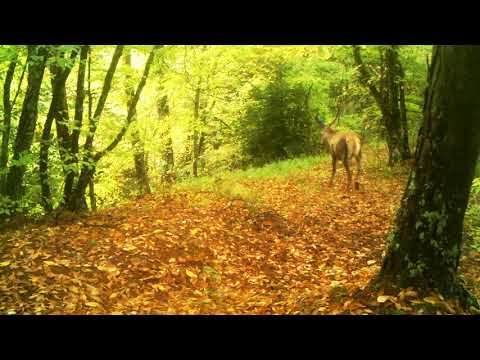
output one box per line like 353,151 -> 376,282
314,114 -> 336,145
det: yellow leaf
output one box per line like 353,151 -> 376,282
377,295 -> 392,303
423,296 -> 438,305
122,244 -> 137,251
190,228 -> 200,236
152,284 -> 166,292
111,311 -> 123,315
367,260 -> 376,265
43,260 -> 57,266
186,269 -> 198,279
85,302 -> 100,308
86,285 -> 100,296
0,261 -> 11,267
97,264 -> 118,273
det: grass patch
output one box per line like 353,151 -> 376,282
176,155 -> 328,193
175,155 -> 328,210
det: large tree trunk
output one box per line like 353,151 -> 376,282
377,46 -> 480,308
5,45 -> 48,201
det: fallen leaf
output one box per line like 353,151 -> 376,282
377,295 -> 393,303
85,302 -> 101,308
186,269 -> 198,279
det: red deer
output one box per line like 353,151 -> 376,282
315,115 -> 362,190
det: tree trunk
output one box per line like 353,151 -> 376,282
1,57 -> 18,194
353,45 -> 410,165
39,84 -> 57,212
66,45 -> 124,211
132,130 -> 151,194
377,46 -> 480,308
67,45 -> 158,211
39,47 -> 79,211
5,45 -> 48,201
192,85 -> 201,177
157,95 -> 174,182
125,51 -> 151,195
397,55 -> 411,160
89,176 -> 96,211
63,45 -> 89,205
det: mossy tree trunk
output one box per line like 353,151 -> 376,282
377,46 -> 480,308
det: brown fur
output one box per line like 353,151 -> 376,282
321,126 -> 362,190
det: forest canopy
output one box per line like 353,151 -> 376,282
0,45 -> 431,216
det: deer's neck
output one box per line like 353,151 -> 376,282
323,130 -> 337,145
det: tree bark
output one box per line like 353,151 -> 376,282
62,45 -> 89,205
377,46 -> 480,308
66,45 -> 124,211
125,50 -> 151,195
89,176 -> 96,211
397,53 -> 411,160
39,47 -> 79,211
353,45 -> 410,165
192,85 -> 201,177
5,45 -> 48,201
1,57 -> 18,194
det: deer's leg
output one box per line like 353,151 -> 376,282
355,153 -> 362,190
343,159 -> 352,190
329,156 -> 337,186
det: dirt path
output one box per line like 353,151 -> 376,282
0,159 -> 477,314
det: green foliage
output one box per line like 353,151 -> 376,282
237,61 -> 318,166
0,45 -> 433,218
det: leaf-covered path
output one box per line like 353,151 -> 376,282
1,157 -> 479,314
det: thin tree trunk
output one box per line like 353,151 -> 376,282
68,45 -> 158,211
67,45 -> 124,211
39,47 -> 79,211
5,45 -> 48,201
192,85 -> 201,177
0,58 -> 18,194
125,50 -> 151,195
62,45 -> 89,206
397,57 -> 411,160
377,46 -> 480,308
89,176 -> 96,211
353,45 -> 410,165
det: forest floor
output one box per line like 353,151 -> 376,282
1,150 -> 480,315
